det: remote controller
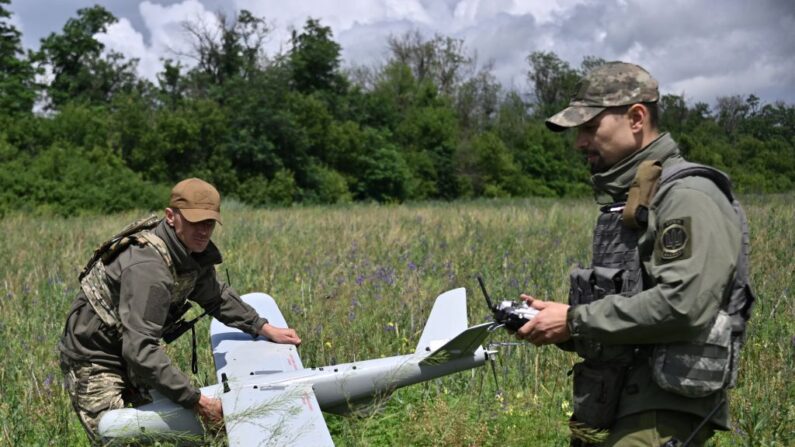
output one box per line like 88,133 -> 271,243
478,276 -> 538,331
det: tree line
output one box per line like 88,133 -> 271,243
1,3 -> 793,216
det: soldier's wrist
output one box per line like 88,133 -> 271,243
254,317 -> 269,336
185,389 -> 202,409
566,305 -> 580,338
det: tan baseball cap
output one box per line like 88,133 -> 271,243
169,178 -> 222,224
546,61 -> 659,132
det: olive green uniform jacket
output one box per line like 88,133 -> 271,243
566,133 -> 741,429
59,219 -> 268,408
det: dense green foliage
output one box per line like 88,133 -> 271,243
1,6 -> 793,216
2,197 -> 792,445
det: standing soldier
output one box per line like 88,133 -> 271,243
516,62 -> 754,446
59,178 -> 301,442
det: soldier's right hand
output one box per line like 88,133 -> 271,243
515,296 -> 571,346
260,323 -> 302,346
195,394 -> 224,427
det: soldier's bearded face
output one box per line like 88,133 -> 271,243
575,109 -> 638,174
167,209 -> 215,253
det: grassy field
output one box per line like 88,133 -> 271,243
1,195 -> 793,446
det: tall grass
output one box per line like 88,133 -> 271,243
1,195 -> 792,445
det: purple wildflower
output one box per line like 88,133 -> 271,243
445,260 -> 455,281
509,278 -> 520,289
48,274 -> 63,286
374,266 -> 396,286
355,275 -> 365,286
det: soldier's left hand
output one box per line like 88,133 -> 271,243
515,295 -> 571,346
260,323 -> 302,346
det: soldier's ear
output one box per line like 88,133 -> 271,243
165,208 -> 176,226
627,103 -> 648,133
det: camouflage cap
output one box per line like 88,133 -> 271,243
545,61 -> 659,132
169,178 -> 222,224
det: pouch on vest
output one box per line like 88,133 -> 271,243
651,310 -> 732,398
571,361 -> 628,429
568,267 -> 624,306
569,267 -> 635,362
79,261 -> 120,333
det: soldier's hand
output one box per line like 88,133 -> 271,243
260,323 -> 302,346
195,394 -> 223,427
515,295 -> 571,346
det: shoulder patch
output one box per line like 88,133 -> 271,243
656,217 -> 692,263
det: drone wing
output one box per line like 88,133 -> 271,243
210,292 -> 334,446
221,382 -> 333,447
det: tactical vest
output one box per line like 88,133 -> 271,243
568,200 -> 645,364
650,162 -> 755,395
567,200 -> 647,429
567,161 -> 754,427
79,216 -> 199,337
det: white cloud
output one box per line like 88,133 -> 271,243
528,0 -> 795,104
7,9 -> 24,35
139,0 -> 216,55
337,19 -> 422,69
94,0 -> 219,81
669,60 -> 795,105
511,0 -> 588,23
45,0 -> 793,104
95,19 -> 154,78
233,0 -> 435,58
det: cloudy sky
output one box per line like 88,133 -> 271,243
7,0 -> 795,105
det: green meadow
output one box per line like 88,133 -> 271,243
1,196 -> 792,446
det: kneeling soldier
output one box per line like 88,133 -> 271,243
59,178 -> 301,442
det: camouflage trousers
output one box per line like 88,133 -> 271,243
59,355 -> 152,443
572,410 -> 716,447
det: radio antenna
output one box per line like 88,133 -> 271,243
477,275 -> 495,310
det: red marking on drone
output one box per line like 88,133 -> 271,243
302,393 -> 314,411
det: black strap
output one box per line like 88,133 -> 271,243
662,396 -> 725,447
659,162 -> 734,202
682,396 -> 725,447
191,325 -> 198,374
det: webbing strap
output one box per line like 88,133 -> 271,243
659,162 -> 734,202
191,325 -> 198,375
663,361 -> 726,382
623,160 -> 662,229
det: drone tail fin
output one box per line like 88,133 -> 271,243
415,288 -> 469,354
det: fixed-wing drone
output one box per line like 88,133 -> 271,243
97,288 -> 494,445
